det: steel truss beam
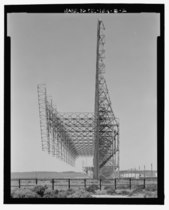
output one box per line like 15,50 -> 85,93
37,85 -> 95,161
38,84 -> 78,166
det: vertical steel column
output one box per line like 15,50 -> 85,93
93,20 -> 101,179
37,84 -> 49,152
117,124 -> 120,178
93,20 -> 119,179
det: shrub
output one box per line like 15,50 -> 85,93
95,189 -> 107,195
86,184 -> 99,193
43,189 -> 59,198
146,184 -> 157,191
115,189 -> 132,195
104,186 -> 115,195
144,191 -> 157,198
66,188 -> 76,196
11,188 -> 40,198
32,185 -> 48,197
130,186 -> 144,195
56,190 -> 68,198
67,189 -> 92,198
54,188 -> 76,198
104,185 -> 115,190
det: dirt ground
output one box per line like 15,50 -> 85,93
92,189 -> 157,198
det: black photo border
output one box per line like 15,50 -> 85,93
4,3 -> 164,205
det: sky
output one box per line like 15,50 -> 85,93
8,13 -> 159,172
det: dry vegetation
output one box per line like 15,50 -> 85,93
11,172 -> 157,198
11,184 -> 157,198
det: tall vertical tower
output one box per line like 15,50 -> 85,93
93,20 -> 120,179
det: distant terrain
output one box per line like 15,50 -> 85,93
11,172 -> 157,198
11,171 -> 89,179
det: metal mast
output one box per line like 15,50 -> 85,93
93,20 -> 120,179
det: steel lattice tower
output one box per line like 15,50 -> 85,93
93,20 -> 119,179
37,20 -> 120,179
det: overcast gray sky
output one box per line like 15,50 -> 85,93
8,13 -> 159,172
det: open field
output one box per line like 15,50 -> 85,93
11,177 -> 157,190
10,184 -> 157,198
11,172 -> 157,198
11,171 -> 89,179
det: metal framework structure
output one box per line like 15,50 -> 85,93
93,20 -> 119,179
37,20 -> 120,179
